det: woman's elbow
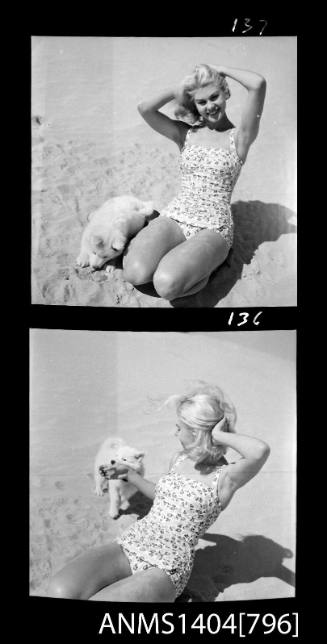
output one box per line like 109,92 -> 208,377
250,75 -> 266,92
137,101 -> 148,115
256,76 -> 267,90
257,442 -> 270,462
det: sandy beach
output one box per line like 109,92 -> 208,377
30,330 -> 296,601
31,36 -> 297,307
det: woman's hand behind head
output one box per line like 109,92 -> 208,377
212,416 -> 230,444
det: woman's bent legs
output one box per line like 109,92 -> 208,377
122,218 -> 230,299
153,229 -> 229,300
90,567 -> 176,602
122,217 -> 186,285
48,543 -> 176,602
47,542 -> 132,600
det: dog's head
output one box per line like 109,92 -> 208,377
115,445 -> 145,472
88,231 -> 126,268
99,445 -> 145,477
86,196 -> 154,269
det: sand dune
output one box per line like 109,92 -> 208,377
30,330 -> 296,600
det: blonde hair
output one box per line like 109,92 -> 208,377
174,64 -> 231,125
166,381 -> 236,467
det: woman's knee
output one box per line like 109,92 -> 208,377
122,256 -> 153,285
47,574 -> 81,600
153,267 -> 184,300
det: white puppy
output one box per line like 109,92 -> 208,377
94,437 -> 145,519
76,195 -> 154,270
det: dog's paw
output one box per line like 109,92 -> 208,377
95,487 -> 104,496
109,509 -> 120,519
76,252 -> 90,267
120,499 -> 130,511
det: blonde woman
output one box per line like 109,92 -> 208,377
122,64 -> 266,300
48,383 -> 270,602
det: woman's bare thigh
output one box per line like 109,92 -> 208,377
153,229 -> 229,299
48,542 -> 132,600
122,216 -> 186,285
90,567 -> 176,602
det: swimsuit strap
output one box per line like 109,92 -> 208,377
212,464 -> 226,510
183,127 -> 194,146
180,126 -> 193,152
170,452 -> 187,470
229,127 -> 237,151
229,128 -> 243,164
212,464 -> 225,483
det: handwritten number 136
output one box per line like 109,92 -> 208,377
228,311 -> 262,327
232,18 -> 268,35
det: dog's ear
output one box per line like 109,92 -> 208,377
135,201 -> 154,216
111,236 -> 126,252
87,209 -> 97,222
135,451 -> 145,459
92,235 -> 105,249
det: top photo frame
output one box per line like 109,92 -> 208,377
31,35 -> 296,309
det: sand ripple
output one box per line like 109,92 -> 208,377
30,493 -> 141,596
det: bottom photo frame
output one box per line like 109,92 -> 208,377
30,329 -> 296,637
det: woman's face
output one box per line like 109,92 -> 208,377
192,83 -> 227,126
175,416 -> 196,448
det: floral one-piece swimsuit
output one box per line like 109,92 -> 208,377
161,126 -> 244,250
116,454 -> 225,598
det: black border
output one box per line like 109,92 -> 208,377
29,306 -> 297,331
27,17 -> 304,643
27,14 -> 298,37
30,596 -> 302,640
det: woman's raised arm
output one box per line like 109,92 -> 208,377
137,86 -> 189,147
212,420 -> 270,493
211,64 -> 266,153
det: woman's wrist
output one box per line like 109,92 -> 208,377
212,427 -> 230,445
208,64 -> 226,76
210,65 -> 266,90
127,469 -> 141,485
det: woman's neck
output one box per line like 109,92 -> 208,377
181,451 -> 227,475
206,114 -> 233,132
195,458 -> 227,474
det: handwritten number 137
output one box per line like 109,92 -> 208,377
232,18 -> 268,35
